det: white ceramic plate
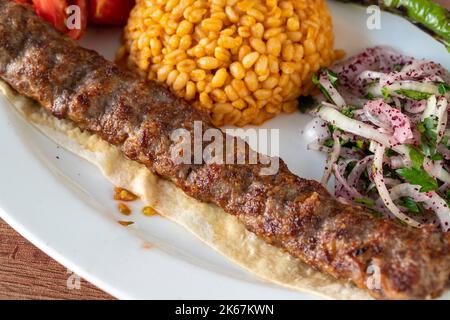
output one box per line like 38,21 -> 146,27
0,2 -> 449,299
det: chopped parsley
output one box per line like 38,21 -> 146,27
446,189 -> 450,201
399,197 -> 421,214
312,69 -> 340,104
381,87 -> 390,99
408,146 -> 424,169
341,106 -> 355,118
365,92 -> 375,100
324,69 -> 339,86
312,73 -> 332,103
355,197 -> 375,206
441,135 -> 449,146
437,82 -> 450,95
394,89 -> 432,100
323,138 -> 334,148
356,139 -> 366,149
419,117 -> 438,157
395,167 -> 438,192
392,64 -> 402,72
370,211 -> 384,218
431,153 -> 444,161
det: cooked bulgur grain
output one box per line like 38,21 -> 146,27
119,0 -> 343,126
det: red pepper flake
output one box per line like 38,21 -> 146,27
118,203 -> 132,216
114,187 -> 138,201
142,242 -> 153,249
142,206 -> 158,217
118,220 -> 134,227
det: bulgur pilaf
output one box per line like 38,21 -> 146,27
119,0 -> 344,126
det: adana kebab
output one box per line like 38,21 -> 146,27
0,0 -> 449,299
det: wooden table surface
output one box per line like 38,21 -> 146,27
0,219 -> 112,299
1,0 -> 449,300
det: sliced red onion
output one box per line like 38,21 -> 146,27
319,73 -> 346,108
333,161 -> 389,214
333,161 -> 363,200
341,90 -> 367,108
389,81 -> 441,97
439,182 -> 449,193
388,184 -> 426,201
347,155 -> 374,188
408,114 -> 421,123
367,178 -> 401,192
321,130 -> 341,185
378,60 -> 449,92
357,70 -> 384,80
340,147 -> 365,160
372,143 -> 421,227
392,97 -> 402,109
332,46 -> 412,86
307,141 -> 331,153
380,71 -> 445,90
303,117 -> 330,143
308,47 -> 450,230
367,80 -> 442,100
444,130 -> 450,145
364,99 -> 413,143
336,196 -> 351,204
422,193 -> 450,232
423,158 -> 450,183
421,96 -> 448,145
363,108 -> 393,131
389,155 -> 410,169
353,70 -> 384,89
353,109 -> 368,121
435,97 -> 448,145
400,60 -> 450,83
384,178 -> 402,186
437,144 -> 450,160
317,104 -> 409,156
389,184 -> 450,232
422,95 -> 438,120
404,99 -> 427,113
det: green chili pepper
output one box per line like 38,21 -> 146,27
335,0 -> 450,52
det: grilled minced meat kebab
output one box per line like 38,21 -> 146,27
0,0 -> 449,299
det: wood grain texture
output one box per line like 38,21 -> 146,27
435,0 -> 449,9
0,219 -> 113,300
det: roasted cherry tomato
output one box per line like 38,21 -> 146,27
66,0 -> 88,40
32,0 -> 68,32
88,0 -> 135,26
32,0 -> 87,39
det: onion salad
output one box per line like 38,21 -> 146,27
304,46 -> 450,231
